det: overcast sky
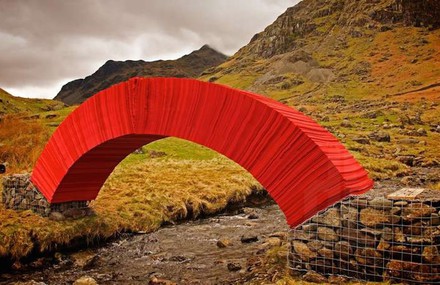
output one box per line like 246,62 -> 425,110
0,0 -> 299,99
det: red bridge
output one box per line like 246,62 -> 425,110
31,77 -> 373,227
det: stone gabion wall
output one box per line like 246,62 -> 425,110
2,174 -> 92,220
289,188 -> 440,284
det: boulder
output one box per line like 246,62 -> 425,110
338,228 -> 376,247
63,208 -> 88,219
360,227 -> 383,237
377,239 -> 391,251
307,240 -> 324,252
264,237 -> 282,247
422,226 -> 440,240
352,137 -> 370,144
431,213 -> 440,226
73,276 -> 98,285
354,248 -> 382,265
70,251 -> 98,269
369,131 -> 391,142
339,205 -> 358,222
328,275 -> 348,284
312,208 -> 341,227
29,258 -> 46,269
303,270 -> 328,283
149,277 -> 177,285
310,258 -> 333,274
360,208 -> 391,227
247,213 -> 259,219
149,150 -> 167,158
389,244 -> 419,254
240,235 -> 258,243
422,246 -> 440,263
133,148 -> 144,154
390,207 -> 401,215
317,227 -> 339,242
291,231 -> 316,241
394,201 -> 408,207
345,197 -> 368,208
292,241 -> 317,261
416,128 -> 427,136
403,222 -> 423,235
402,203 -> 436,222
168,255 -> 189,262
318,247 -> 334,259
369,197 -> 393,210
227,262 -> 242,271
397,155 -> 415,166
216,239 -> 233,248
393,227 -> 406,243
335,258 -> 359,276
407,236 -> 432,244
340,119 -> 352,127
269,231 -> 288,240
334,241 -> 353,260
301,223 -> 318,233
381,227 -> 393,241
385,260 -> 406,279
49,211 -> 65,221
399,138 -> 420,144
386,260 -> 439,282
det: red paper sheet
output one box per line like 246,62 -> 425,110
31,77 -> 373,227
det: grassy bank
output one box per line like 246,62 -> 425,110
0,134 -> 262,261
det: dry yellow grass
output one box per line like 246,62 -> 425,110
0,115 -> 50,173
0,144 -> 261,260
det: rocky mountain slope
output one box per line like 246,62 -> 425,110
55,45 -> 227,105
202,0 -> 440,184
235,0 -> 439,59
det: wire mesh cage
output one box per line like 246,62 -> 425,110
2,174 -> 90,216
289,187 -> 440,284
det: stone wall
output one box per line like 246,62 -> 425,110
2,174 -> 93,220
289,187 -> 440,284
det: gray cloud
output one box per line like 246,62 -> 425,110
0,0 -> 298,98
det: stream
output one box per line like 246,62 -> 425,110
1,203 -> 289,285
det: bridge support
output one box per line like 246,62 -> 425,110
2,174 -> 93,220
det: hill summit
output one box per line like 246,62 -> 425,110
55,45 -> 227,105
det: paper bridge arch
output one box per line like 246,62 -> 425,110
31,77 -> 373,226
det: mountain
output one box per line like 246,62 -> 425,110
201,0 -> 440,181
0,88 -> 65,115
203,0 -> 440,97
55,45 -> 228,105
233,0 -> 439,60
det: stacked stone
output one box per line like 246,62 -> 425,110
289,188 -> 440,284
2,173 -> 51,215
2,174 -> 92,219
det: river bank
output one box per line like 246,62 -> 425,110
2,202 -> 290,285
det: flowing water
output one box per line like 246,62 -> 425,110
1,203 -> 289,285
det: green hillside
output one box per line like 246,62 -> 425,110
0,88 -> 65,115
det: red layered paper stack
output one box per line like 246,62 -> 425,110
31,77 -> 373,227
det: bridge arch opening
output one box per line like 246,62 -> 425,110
31,77 -> 373,227
96,136 -> 267,220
